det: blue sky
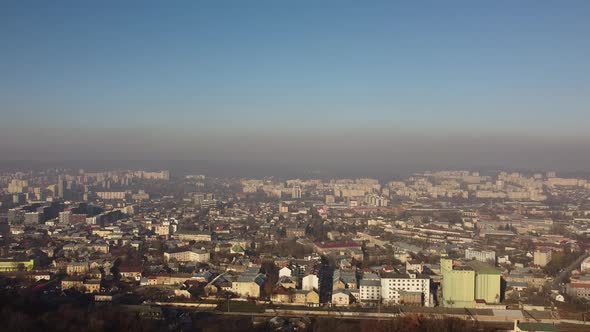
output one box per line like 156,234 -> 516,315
1,1 -> 589,134
1,1 -> 590,169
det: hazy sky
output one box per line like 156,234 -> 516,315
1,1 -> 589,171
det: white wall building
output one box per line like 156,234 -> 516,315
302,274 -> 319,291
380,272 -> 431,306
359,272 -> 381,303
465,248 -> 496,264
279,267 -> 292,278
164,249 -> 210,263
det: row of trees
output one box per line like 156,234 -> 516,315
543,249 -> 581,276
312,316 -> 499,332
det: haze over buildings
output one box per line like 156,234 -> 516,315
1,1 -> 589,174
3,1 -> 590,331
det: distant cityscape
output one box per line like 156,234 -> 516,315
1,168 -> 590,331
4,0 -> 590,330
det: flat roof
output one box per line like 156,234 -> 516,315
465,260 -> 501,275
517,322 -> 558,332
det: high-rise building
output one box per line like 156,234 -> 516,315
59,211 -> 71,224
7,179 -> 28,194
7,208 -> 25,224
24,212 -> 42,225
291,185 -> 302,199
57,175 -> 66,199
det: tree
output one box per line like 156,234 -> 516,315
260,260 -> 278,298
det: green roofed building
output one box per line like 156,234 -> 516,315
467,260 -> 502,305
441,258 -> 501,308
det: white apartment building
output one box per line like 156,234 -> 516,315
302,274 -> 319,291
164,248 -> 210,263
533,249 -> 552,267
465,248 -> 496,263
96,191 -> 127,200
359,272 -> 381,303
291,185 -> 302,199
380,272 -> 431,306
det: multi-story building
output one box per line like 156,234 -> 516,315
465,248 -> 496,264
147,273 -> 192,285
441,259 -> 475,308
96,191 -> 127,200
359,272 -> 381,303
135,170 -> 170,180
286,227 -> 306,239
24,212 -> 41,225
7,208 -> 25,224
567,276 -> 590,299
164,248 -> 210,263
232,267 -> 266,298
61,277 -> 84,290
301,274 -> 319,291
441,258 -> 501,308
59,211 -> 71,223
7,179 -> 28,194
292,289 -> 320,305
291,185 -> 302,199
533,249 -> 552,267
155,224 -> 171,237
66,261 -> 89,275
57,175 -> 66,198
331,290 -> 353,306
0,258 -> 34,272
380,272 -> 431,306
83,279 -> 101,293
364,193 -> 389,207
175,230 -> 212,242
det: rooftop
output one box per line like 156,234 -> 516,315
517,322 -> 559,332
465,260 -> 501,275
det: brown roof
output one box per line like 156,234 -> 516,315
119,266 -> 142,273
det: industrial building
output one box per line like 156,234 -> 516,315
441,258 -> 502,308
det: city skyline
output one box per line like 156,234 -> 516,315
4,2 -> 590,331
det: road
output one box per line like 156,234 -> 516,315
552,252 -> 589,288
